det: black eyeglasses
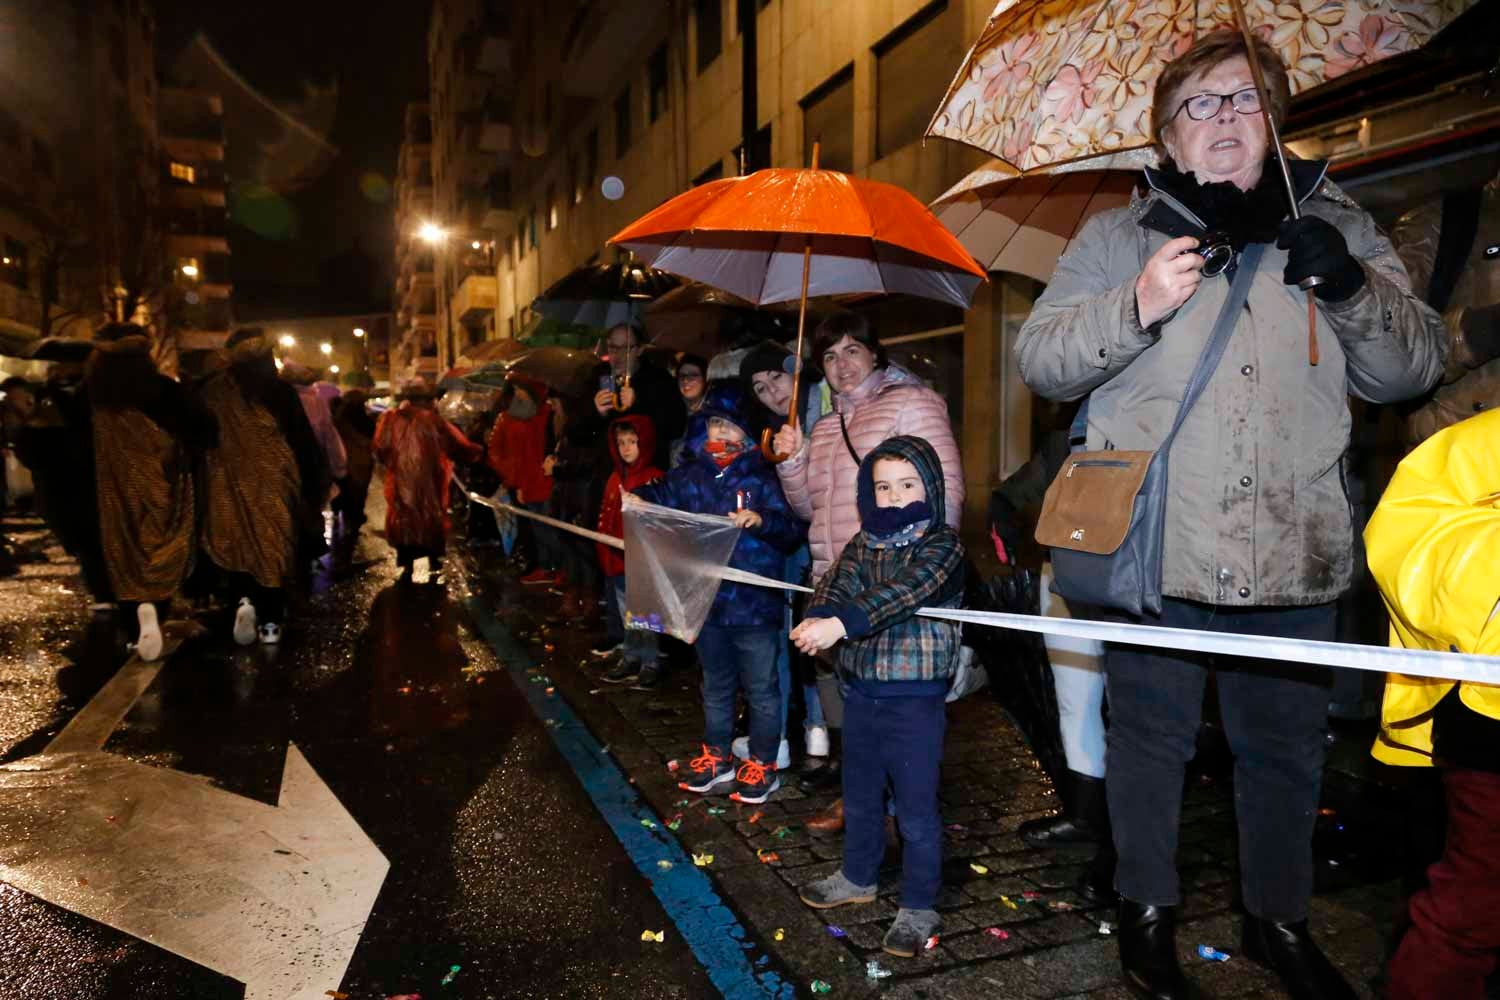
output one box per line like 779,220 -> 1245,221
1174,87 -> 1261,122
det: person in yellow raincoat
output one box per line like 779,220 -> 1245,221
1366,406 -> 1500,1000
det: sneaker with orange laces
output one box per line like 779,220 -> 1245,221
679,745 -> 736,794
729,758 -> 780,804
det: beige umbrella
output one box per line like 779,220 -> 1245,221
931,164 -> 1138,284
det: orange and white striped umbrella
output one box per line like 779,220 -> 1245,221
931,164 -> 1137,284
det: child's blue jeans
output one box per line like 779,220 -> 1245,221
606,575 -> 658,666
696,623 -> 781,764
842,687 -> 946,910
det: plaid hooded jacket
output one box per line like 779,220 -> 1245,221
807,435 -> 964,689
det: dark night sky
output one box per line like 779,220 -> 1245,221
153,0 -> 431,318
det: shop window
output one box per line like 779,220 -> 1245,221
801,65 -> 854,173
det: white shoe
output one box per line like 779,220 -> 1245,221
731,736 -> 791,770
232,598 -> 257,646
258,623 -> 282,645
135,604 -> 163,662
805,725 -> 830,758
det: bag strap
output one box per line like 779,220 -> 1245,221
838,411 -> 861,466
1429,187 -> 1483,313
1160,242 -> 1265,451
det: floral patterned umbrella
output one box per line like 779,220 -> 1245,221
925,0 -> 1476,173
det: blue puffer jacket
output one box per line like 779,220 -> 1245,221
636,383 -> 807,629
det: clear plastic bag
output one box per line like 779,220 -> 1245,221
623,495 -> 742,643
489,486 -> 518,555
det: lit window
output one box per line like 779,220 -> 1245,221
169,161 -> 196,183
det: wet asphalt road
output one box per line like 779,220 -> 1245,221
0,509 -> 717,1000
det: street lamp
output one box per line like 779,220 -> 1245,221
329,364 -> 340,375
319,342 -> 333,356
352,327 -> 366,339
279,333 -> 296,349
181,264 -> 199,277
417,221 -> 446,244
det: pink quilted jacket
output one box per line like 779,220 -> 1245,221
777,365 -> 964,581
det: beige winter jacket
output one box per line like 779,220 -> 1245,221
1391,174 -> 1500,445
776,365 -> 964,581
1016,162 -> 1447,608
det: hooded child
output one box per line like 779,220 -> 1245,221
487,375 -> 558,585
593,414 -> 664,684
636,383 -> 807,803
790,435 -> 965,960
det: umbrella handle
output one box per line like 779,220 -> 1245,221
1229,0 -> 1319,365
761,425 -> 791,463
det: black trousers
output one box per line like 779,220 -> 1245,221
1105,598 -> 1335,923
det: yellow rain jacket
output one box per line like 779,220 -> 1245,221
1367,408 -> 1500,767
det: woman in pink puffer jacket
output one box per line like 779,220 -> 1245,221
773,311 -> 965,583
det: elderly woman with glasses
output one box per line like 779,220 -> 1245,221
1016,31 -> 1446,1000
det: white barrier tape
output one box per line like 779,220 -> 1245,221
455,476 -> 1497,685
917,607 -> 1500,686
456,476 -> 624,549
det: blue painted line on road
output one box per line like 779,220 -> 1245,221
464,595 -> 796,1000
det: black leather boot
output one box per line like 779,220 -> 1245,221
1019,770 -> 1107,846
1118,900 -> 1201,1000
1241,915 -> 1357,1000
1075,836 -> 1119,906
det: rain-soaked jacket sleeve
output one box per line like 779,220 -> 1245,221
1321,207 -> 1448,403
1015,212 -> 1162,401
441,418 -> 483,465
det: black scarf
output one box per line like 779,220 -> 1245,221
1153,156 -> 1288,250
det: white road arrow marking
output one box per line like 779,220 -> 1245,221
0,651 -> 389,1000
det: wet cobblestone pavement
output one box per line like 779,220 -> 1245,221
0,498 -> 1413,999
458,537 -> 1405,1000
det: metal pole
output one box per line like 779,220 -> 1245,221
1229,0 -> 1320,365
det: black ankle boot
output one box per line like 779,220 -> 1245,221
798,758 -> 842,792
1075,837 -> 1119,906
1241,915 -> 1356,1000
1019,771 -> 1107,846
1118,900 -> 1201,1000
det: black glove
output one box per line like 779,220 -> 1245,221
1460,302 -> 1500,367
1276,216 -> 1366,303
988,493 -> 1022,566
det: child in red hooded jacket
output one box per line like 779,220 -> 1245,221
594,414 -> 662,686
488,376 -> 558,585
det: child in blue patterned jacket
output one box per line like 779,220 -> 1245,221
790,434 -> 965,959
634,382 -> 807,805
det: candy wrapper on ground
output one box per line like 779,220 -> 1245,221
1197,944 -> 1231,962
641,929 -> 666,942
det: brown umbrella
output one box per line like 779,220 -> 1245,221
931,165 -> 1137,284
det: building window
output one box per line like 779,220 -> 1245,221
569,155 -> 581,205
801,65 -> 855,173
875,0 -> 958,159
649,45 -> 670,124
693,160 -> 724,186
614,87 -> 632,158
695,0 -> 722,73
529,208 -> 538,248
735,123 -> 772,173
169,161 -> 196,183
517,218 -> 526,259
